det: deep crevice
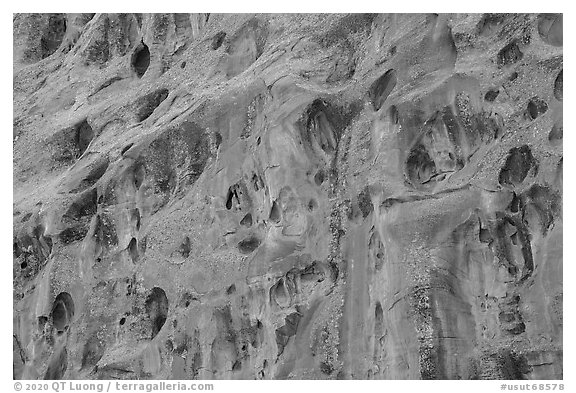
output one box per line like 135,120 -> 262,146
128,237 -> 138,263
132,42 -> 151,78
369,69 -> 397,111
121,143 -> 134,156
225,185 -> 240,210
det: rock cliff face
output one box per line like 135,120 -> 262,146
13,13 -> 562,380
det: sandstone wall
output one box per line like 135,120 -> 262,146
13,13 -> 562,380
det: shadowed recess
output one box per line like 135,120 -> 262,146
132,42 -> 150,78
51,292 -> 75,333
145,287 -> 169,339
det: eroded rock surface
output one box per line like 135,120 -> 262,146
13,13 -> 562,380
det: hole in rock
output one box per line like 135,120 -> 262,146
178,237 -> 191,259
303,99 -> 355,156
119,317 -> 126,325
307,103 -> 338,154
497,41 -> 523,67
554,69 -> 563,101
41,14 -> 67,59
527,97 -> 548,120
51,292 -> 75,332
369,69 -> 397,111
499,145 -> 537,187
128,238 -> 138,263
484,89 -> 500,102
548,124 -> 562,144
132,42 -> 151,78
145,287 -> 169,339
406,144 -> 437,187
271,276 -> 294,308
308,199 -> 317,212
181,61 -> 186,69
240,213 -> 253,227
314,170 -> 325,185
226,284 -> 236,295
225,185 -> 240,210
20,261 -> 28,269
212,31 -> 226,50
75,120 -> 95,158
238,236 -> 261,254
269,200 -> 281,223
121,143 -> 134,156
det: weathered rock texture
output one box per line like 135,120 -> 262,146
13,13 -> 563,380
